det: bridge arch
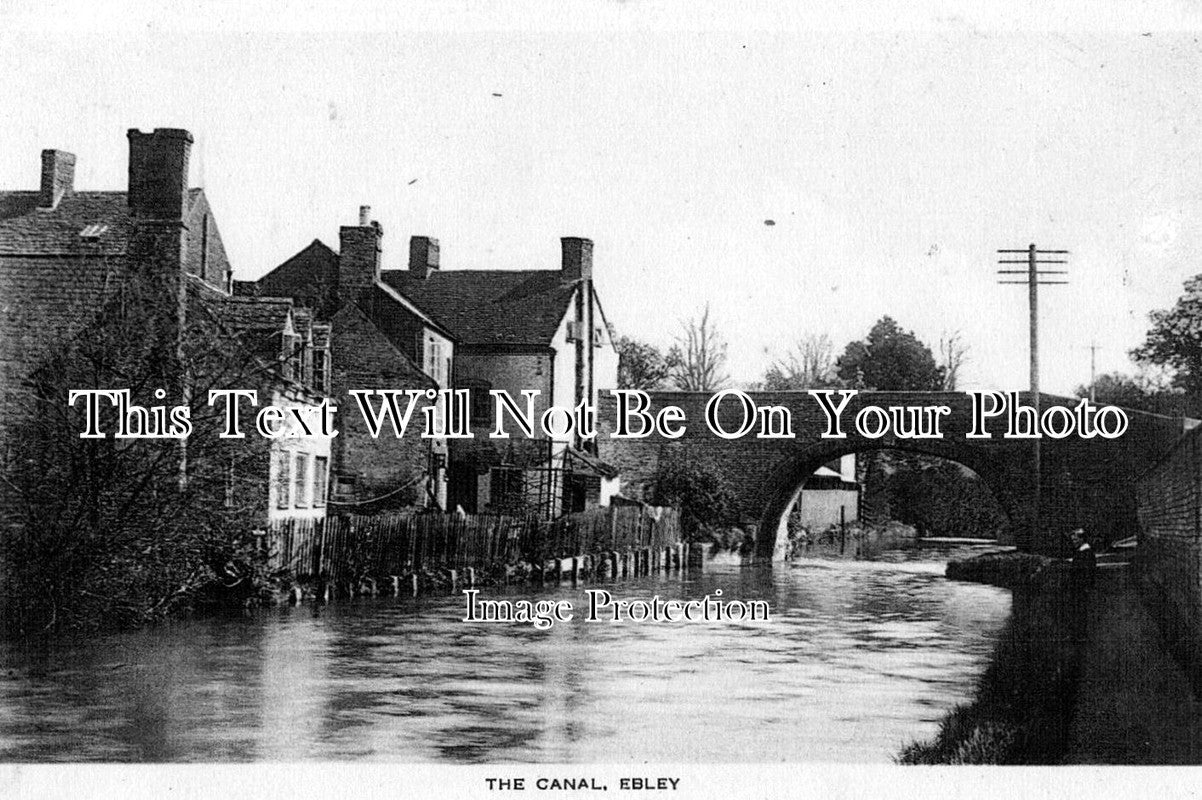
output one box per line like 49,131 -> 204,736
754,438 -> 1017,560
596,390 -> 1185,556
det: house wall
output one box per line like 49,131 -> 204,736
265,391 -> 334,523
455,348 -> 554,433
593,320 -> 619,393
550,313 -> 575,441
550,284 -> 619,448
796,488 -> 860,532
329,303 -> 437,507
450,279 -> 619,512
183,192 -> 232,291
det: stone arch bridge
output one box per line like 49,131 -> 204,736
595,390 -> 1189,559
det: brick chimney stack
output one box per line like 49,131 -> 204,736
339,209 -> 383,301
38,149 -> 75,210
409,236 -> 440,279
126,128 -> 193,219
561,237 -> 593,282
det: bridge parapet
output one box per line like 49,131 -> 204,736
596,389 -> 1187,558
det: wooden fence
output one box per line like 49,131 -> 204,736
266,504 -> 681,584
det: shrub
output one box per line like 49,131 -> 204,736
648,459 -> 736,541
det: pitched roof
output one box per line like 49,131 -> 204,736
256,239 -> 338,296
330,301 -> 433,386
381,269 -> 577,346
0,191 -> 131,256
213,295 -> 293,333
0,255 -> 125,364
0,188 -> 205,257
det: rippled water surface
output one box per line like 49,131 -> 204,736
0,548 -> 1010,762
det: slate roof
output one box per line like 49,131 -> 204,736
0,188 -> 204,257
256,239 -> 338,310
381,269 -> 577,346
0,191 -> 131,256
0,255 -> 125,364
212,295 -> 293,333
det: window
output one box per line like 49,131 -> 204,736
423,333 -> 452,387
313,349 -> 329,394
313,456 -> 329,508
274,450 -> 291,509
301,340 -> 313,387
293,453 -> 309,508
280,332 -> 301,381
423,333 -> 449,433
426,337 -> 444,385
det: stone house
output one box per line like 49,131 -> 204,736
0,128 -> 332,529
258,228 -> 621,518
383,236 -> 620,516
253,210 -> 451,510
790,454 -> 861,533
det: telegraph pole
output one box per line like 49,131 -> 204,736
997,244 -> 1068,549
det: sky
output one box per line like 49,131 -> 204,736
2,2 -> 1201,395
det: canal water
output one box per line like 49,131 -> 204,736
0,546 -> 1010,763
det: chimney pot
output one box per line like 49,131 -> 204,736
409,236 -> 440,279
39,149 -> 76,210
561,237 -> 594,282
359,205 -> 371,226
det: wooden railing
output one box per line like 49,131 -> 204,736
266,504 -> 681,584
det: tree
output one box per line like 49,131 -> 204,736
1,268 -> 296,634
669,304 -> 729,392
886,459 -> 1006,539
835,316 -> 945,391
763,333 -> 840,390
939,329 -> 970,391
834,318 -> 947,536
1132,275 -> 1202,394
648,457 -> 735,540
1077,371 -> 1154,408
616,336 -> 674,390
1073,369 -> 1190,417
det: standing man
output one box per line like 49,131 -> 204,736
1067,528 -> 1096,644
1070,528 -> 1097,590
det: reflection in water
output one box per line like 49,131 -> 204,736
0,548 -> 1010,763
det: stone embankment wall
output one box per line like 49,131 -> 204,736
1135,423 -> 1202,687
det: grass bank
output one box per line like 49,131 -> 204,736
898,553 -> 1083,764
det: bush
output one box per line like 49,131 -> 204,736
648,459 -> 736,541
